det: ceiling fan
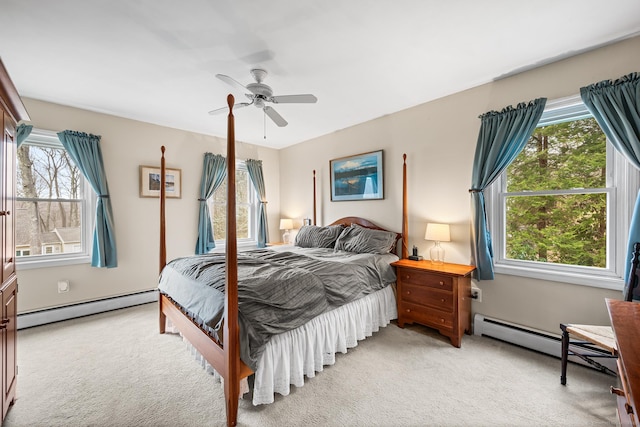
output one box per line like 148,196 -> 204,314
208,69 -> 317,127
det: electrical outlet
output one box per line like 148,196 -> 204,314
471,287 -> 482,303
57,280 -> 69,293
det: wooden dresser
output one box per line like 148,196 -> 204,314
607,299 -> 640,427
391,259 -> 475,347
0,58 -> 29,422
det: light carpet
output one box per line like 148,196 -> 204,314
4,302 -> 617,426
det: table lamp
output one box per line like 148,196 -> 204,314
279,218 -> 293,244
425,223 -> 450,265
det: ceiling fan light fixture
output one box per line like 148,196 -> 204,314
212,69 -> 317,129
246,82 -> 273,97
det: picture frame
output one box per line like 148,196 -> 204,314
139,165 -> 182,198
330,150 -> 384,201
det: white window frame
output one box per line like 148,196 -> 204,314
209,160 -> 258,249
16,129 -> 95,269
485,95 -> 640,290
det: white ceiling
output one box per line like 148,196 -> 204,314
2,1 -> 640,149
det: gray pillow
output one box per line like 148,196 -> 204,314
334,224 -> 397,254
294,225 -> 344,248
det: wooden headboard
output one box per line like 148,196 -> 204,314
329,216 -> 403,243
329,216 -> 404,258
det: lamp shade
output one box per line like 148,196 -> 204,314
279,219 -> 293,230
425,223 -> 451,242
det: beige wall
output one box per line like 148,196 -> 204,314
279,36 -> 640,335
17,36 -> 640,335
17,100 -> 280,313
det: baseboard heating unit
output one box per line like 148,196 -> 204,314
473,313 -> 617,374
17,290 -> 158,330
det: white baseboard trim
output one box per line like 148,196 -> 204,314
17,290 -> 158,330
474,313 -> 617,373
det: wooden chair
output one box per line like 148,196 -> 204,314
560,242 -> 640,385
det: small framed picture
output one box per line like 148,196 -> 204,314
139,165 -> 182,198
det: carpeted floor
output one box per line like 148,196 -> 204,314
4,302 -> 618,426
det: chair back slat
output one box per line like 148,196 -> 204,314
624,242 -> 640,302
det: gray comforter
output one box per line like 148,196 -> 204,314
158,247 -> 397,370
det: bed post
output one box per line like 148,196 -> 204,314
223,94 -> 240,427
159,146 -> 167,273
158,146 -> 167,334
313,169 -> 317,225
401,154 -> 408,259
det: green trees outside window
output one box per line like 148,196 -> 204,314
504,117 -> 607,267
208,166 -> 254,242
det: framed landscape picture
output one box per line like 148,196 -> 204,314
139,165 -> 182,198
330,150 -> 383,201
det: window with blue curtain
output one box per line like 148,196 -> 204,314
485,95 -> 639,289
207,160 -> 259,247
16,128 -> 95,268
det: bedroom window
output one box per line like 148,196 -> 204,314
207,161 -> 257,244
486,95 -> 640,289
16,129 -> 94,268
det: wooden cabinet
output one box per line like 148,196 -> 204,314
1,276 -> 17,420
0,59 -> 29,422
607,299 -> 640,427
2,113 -> 16,281
391,259 -> 475,347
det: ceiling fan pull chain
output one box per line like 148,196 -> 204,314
264,109 -> 267,139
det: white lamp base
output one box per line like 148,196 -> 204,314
430,241 -> 445,265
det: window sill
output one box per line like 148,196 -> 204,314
494,263 -> 624,291
209,241 -> 260,253
17,254 -> 92,270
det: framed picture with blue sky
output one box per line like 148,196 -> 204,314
330,150 -> 383,201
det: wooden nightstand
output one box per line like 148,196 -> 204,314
391,259 -> 476,347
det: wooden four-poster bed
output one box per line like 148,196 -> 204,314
157,95 -> 409,426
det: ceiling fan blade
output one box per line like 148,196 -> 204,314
270,94 -> 317,104
208,102 -> 251,115
264,106 -> 288,127
215,74 -> 250,94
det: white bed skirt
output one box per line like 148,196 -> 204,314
169,284 -> 397,406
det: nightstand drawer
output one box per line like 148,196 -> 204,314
402,302 -> 453,330
398,269 -> 453,291
401,283 -> 453,312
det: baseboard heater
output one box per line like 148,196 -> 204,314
17,290 -> 158,330
473,313 -> 617,374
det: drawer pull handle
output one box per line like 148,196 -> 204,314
405,291 -> 411,295
439,281 -> 444,286
406,309 -> 411,313
441,298 -> 445,302
440,318 -> 445,323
